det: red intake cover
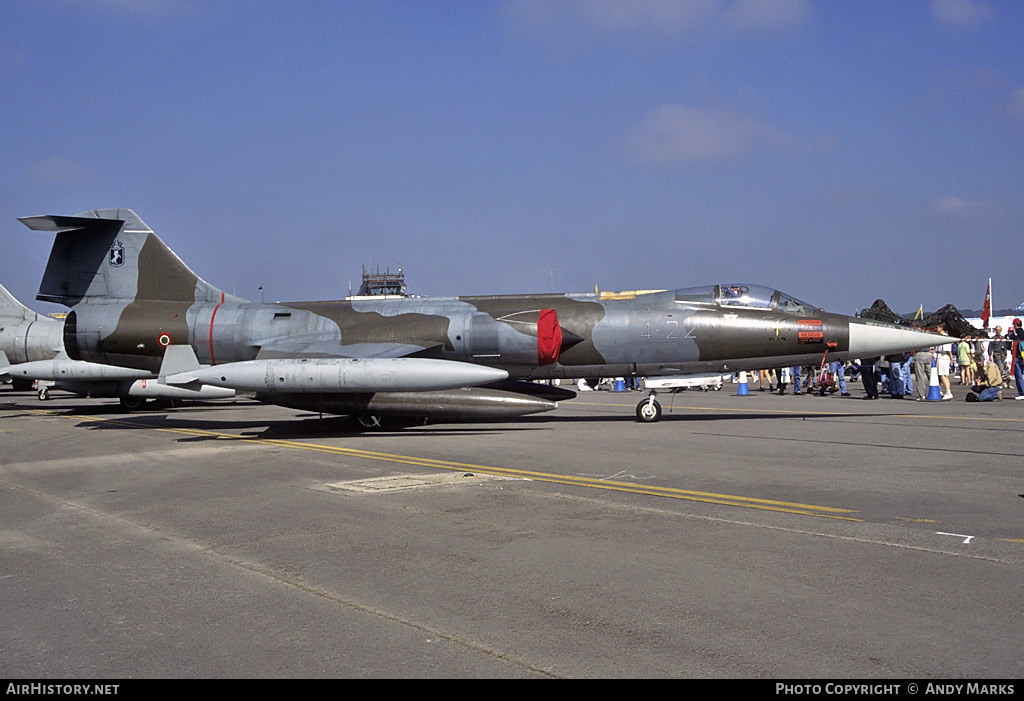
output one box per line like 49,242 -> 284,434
537,309 -> 562,366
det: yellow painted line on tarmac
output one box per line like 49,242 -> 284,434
26,409 -> 861,521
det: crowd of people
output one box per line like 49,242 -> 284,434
751,318 -> 1024,402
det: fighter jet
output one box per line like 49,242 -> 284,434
19,209 -> 949,423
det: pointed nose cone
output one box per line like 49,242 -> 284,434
848,320 -> 953,357
560,328 -> 584,353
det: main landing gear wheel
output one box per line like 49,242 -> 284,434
38,386 -> 50,401
356,414 -> 384,430
636,397 -> 662,422
119,396 -> 145,412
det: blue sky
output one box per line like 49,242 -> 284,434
3,0 -> 1022,316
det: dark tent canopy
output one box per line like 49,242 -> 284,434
858,300 -> 977,338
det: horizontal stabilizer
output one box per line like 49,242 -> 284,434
18,214 -> 124,233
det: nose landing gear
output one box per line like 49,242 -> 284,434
635,391 -> 663,422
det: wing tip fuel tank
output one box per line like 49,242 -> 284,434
177,357 -> 510,393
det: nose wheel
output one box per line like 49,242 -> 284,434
636,392 -> 663,422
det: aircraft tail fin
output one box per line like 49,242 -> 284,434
0,282 -> 40,321
20,209 -> 244,307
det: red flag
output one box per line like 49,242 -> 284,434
982,280 -> 992,329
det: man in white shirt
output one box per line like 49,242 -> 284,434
935,325 -> 954,400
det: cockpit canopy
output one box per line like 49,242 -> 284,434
673,284 -> 818,314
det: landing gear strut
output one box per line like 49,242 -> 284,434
635,391 -> 663,422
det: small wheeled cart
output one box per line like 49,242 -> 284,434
810,349 -> 838,396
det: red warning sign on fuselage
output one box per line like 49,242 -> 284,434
797,319 -> 824,344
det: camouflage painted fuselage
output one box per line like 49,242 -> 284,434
60,276 -> 853,381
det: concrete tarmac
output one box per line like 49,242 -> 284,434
1,381 -> 1022,678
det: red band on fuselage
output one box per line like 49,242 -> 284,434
209,291 -> 225,365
